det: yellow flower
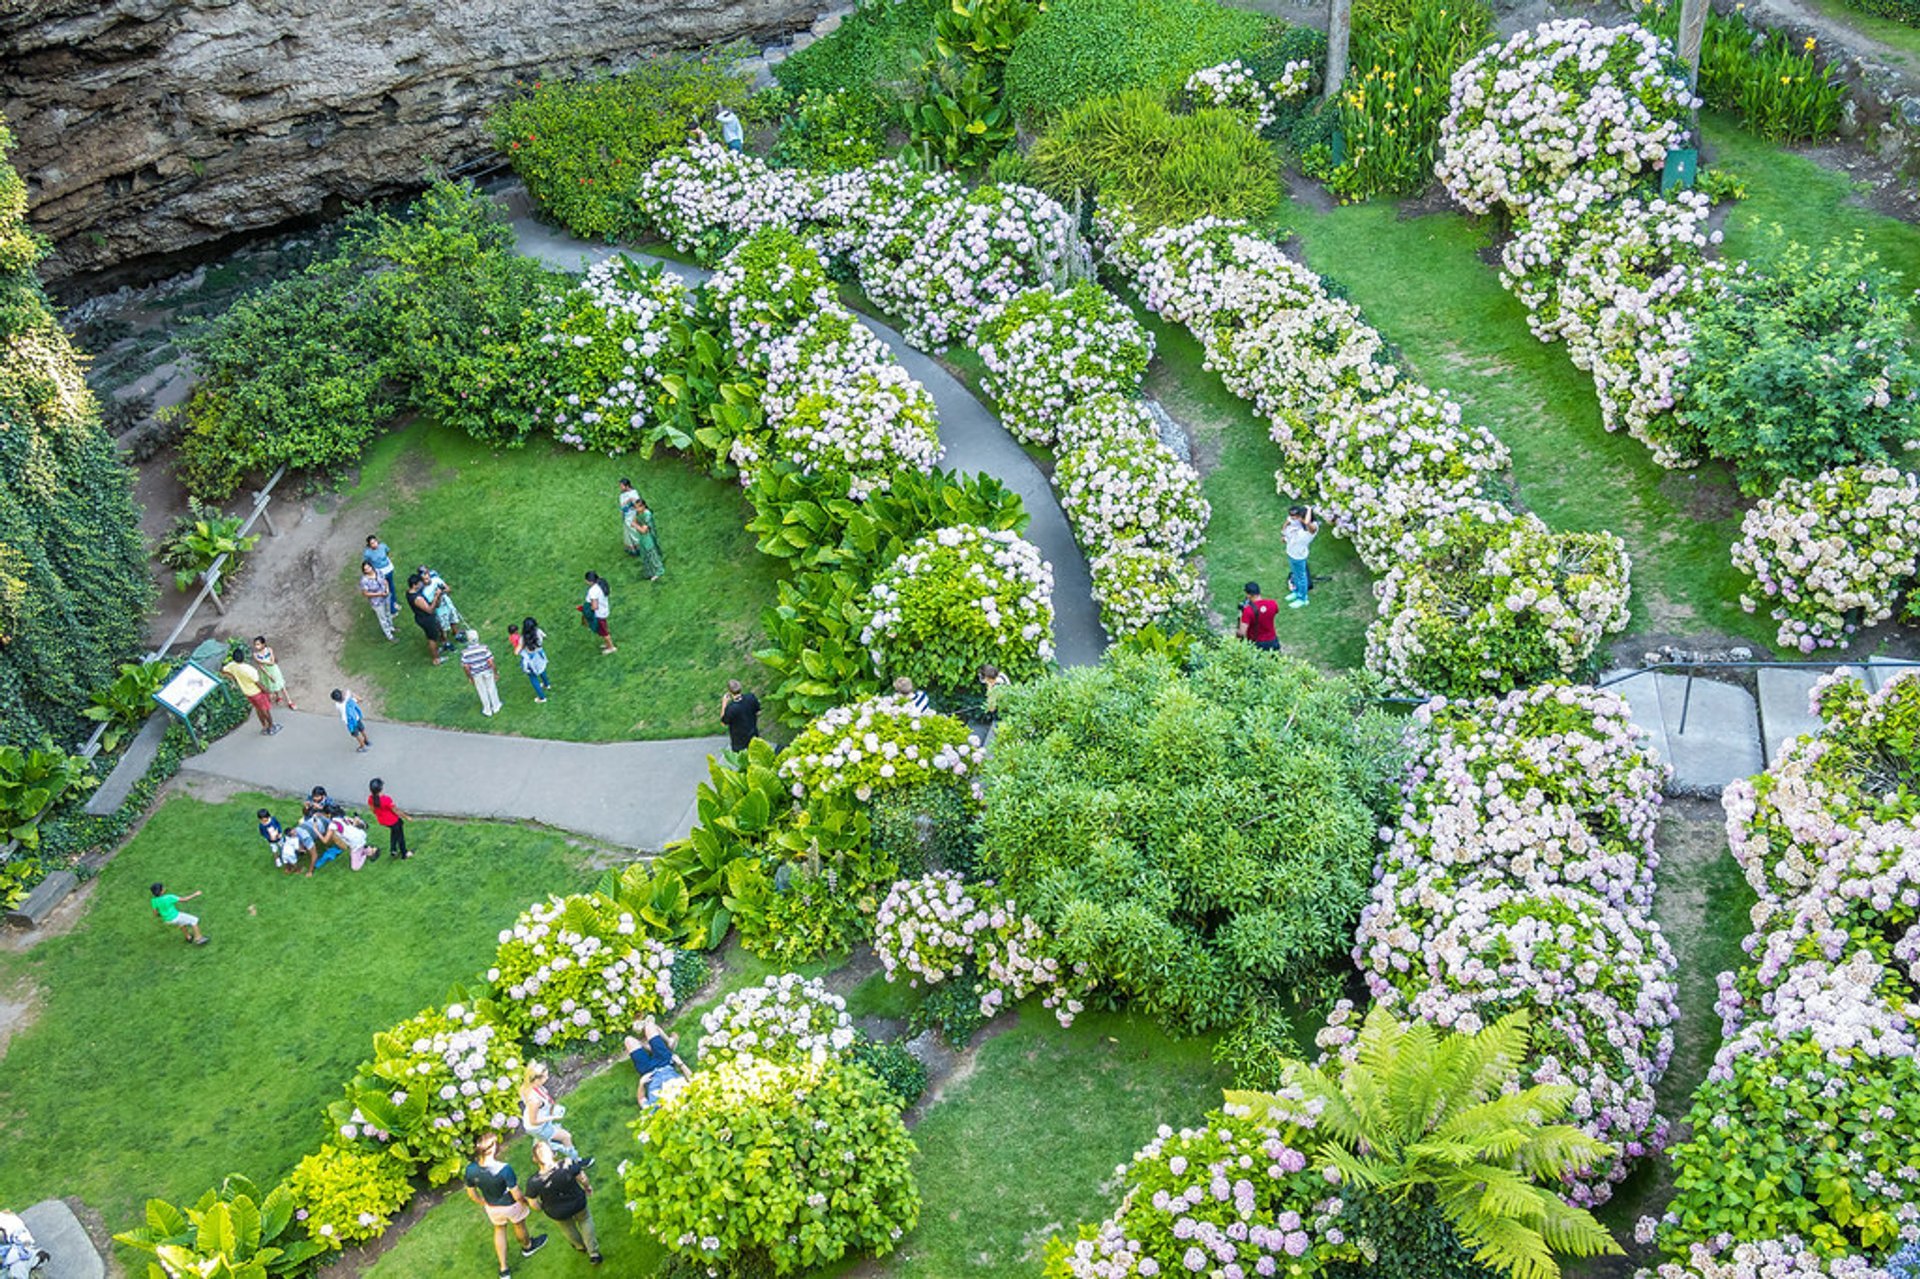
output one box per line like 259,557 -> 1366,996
1781,75 -> 1791,83
1804,35 -> 1817,49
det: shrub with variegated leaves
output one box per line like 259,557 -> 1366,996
862,523 -> 1056,694
976,283 -> 1154,446
778,694 -> 984,805
287,1143 -> 415,1249
488,893 -> 677,1051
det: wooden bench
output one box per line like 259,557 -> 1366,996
4,870 -> 78,929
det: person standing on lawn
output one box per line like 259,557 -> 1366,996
1238,582 -> 1280,651
363,535 -> 399,619
583,572 -> 615,655
720,679 -> 760,752
220,646 -> 281,736
620,484 -> 665,582
420,565 -> 463,642
519,617 -> 551,703
366,778 -> 412,860
332,688 -> 372,752
406,573 -> 445,666
359,563 -> 396,640
526,1141 -> 602,1265
1284,506 -> 1318,608
461,629 -> 503,718
463,1131 -> 547,1279
250,636 -> 296,711
149,882 -> 208,945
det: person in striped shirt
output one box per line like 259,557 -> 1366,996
461,630 -> 503,718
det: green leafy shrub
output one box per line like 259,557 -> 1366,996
1031,92 -> 1283,233
0,742 -> 94,849
1641,2 -> 1845,140
1004,0 -> 1272,123
624,1058 -> 920,1273
776,0 -> 939,104
910,56 -> 1018,169
490,50 -> 753,240
486,893 -> 679,1051
1329,0 -> 1494,200
730,853 -> 880,965
601,860 -> 711,949
869,780 -> 983,878
907,976 -> 993,1046
654,739 -> 795,947
862,524 -> 1055,696
1835,0 -> 1920,24
541,253 -> 691,455
696,972 -> 856,1069
778,694 -> 983,807
1679,234 -> 1920,495
850,1037 -> 930,1107
0,853 -> 43,911
771,89 -> 890,171
157,497 -> 260,592
114,1175 -> 329,1278
80,659 -> 172,752
285,1143 -> 414,1249
981,642 -> 1400,1030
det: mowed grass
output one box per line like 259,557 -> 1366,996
338,419 -> 784,743
0,792 -> 594,1235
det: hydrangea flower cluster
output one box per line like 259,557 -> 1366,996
1641,1237 -> 1905,1279
541,254 -> 689,454
1731,466 -> 1920,653
488,893 -> 677,1050
697,973 -> 857,1069
778,693 -> 985,805
1365,508 -> 1634,698
1184,59 -> 1293,129
1437,20 -> 1696,215
635,141 -> 815,261
1045,1106 -> 1351,1279
873,872 -> 1092,1025
1056,431 -> 1211,559
1352,682 -> 1677,1205
862,523 -> 1056,692
976,283 -> 1154,447
705,226 -> 837,366
1088,543 -> 1208,637
1647,671 -> 1920,1266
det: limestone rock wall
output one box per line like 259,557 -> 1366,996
2,0 -> 824,285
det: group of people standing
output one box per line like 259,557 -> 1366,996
1237,506 -> 1319,650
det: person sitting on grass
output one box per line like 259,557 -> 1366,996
463,1131 -> 547,1279
149,882 -> 208,945
624,1015 -> 692,1110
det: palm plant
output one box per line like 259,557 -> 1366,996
1229,1004 -> 1622,1279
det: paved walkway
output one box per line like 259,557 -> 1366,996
180,709 -> 724,850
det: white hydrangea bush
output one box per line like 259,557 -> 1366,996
489,894 -> 678,1050
1089,542 -> 1208,636
1056,432 -> 1211,558
976,283 -> 1154,446
697,973 -> 856,1069
862,524 -> 1057,689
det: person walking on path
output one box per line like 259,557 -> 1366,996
583,572 -> 615,654
519,617 -> 551,703
251,636 -> 296,711
461,630 -> 504,718
526,1141 -> 602,1265
332,688 -> 372,752
363,535 -> 399,619
1238,583 -> 1280,651
1283,506 -> 1318,608
720,680 -> 760,751
359,563 -> 396,640
150,882 -> 208,945
463,1132 -> 547,1279
406,573 -> 446,666
620,482 -> 665,581
367,777 -> 412,860
221,646 -> 281,736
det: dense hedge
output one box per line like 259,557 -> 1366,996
1003,0 -> 1273,122
0,116 -> 154,749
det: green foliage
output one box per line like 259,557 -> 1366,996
113,1175 -> 330,1279
980,642 -> 1401,1030
1328,1187 -> 1501,1279
1330,0 -> 1494,200
489,50 -> 754,240
1004,0 -> 1272,123
655,739 -> 792,947
624,1058 -> 921,1274
1682,233 -> 1920,495
79,659 -> 172,752
1233,1005 -> 1621,1279
0,116 -> 154,749
907,976 -> 993,1047
0,852 -> 40,911
486,892 -> 678,1050
0,741 -> 94,848
869,780 -> 983,878
849,1036 -> 930,1108
601,860 -> 710,949
771,90 -> 890,171
285,1144 -> 415,1249
1030,91 -> 1283,230
1834,0 -> 1920,24
910,57 -> 1018,169
732,855 -> 877,964
1641,2 -> 1845,140
157,497 -> 260,592
776,0 -> 940,105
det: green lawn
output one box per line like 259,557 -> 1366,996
338,420 -> 784,743
0,792 -> 595,1235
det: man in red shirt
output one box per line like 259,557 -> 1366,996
1238,581 -> 1280,651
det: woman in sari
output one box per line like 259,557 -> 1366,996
624,490 -> 665,582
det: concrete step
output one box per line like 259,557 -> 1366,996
18,1198 -> 103,1279
1755,666 -> 1825,766
1602,670 -> 1671,775
82,712 -> 171,816
1653,674 -> 1764,796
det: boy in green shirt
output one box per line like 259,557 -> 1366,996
150,882 -> 209,945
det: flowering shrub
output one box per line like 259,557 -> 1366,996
976,283 -> 1154,446
330,1002 -> 523,1183
778,694 -> 985,805
1044,1106 -> 1351,1279
1057,392 -> 1162,451
862,524 -> 1056,694
1366,509 -> 1633,698
542,254 -> 688,453
706,226 -> 837,366
286,1143 -> 414,1249
1057,432 -> 1211,558
696,973 -> 857,1069
1184,59 -> 1295,129
487,893 -> 677,1051
1732,466 -> 1920,652
635,141 -> 814,263
1089,542 -> 1208,637
1308,386 -> 1512,565
872,872 -> 1093,1025
1642,1237 -> 1908,1279
1437,19 -> 1695,216
625,1058 -> 920,1272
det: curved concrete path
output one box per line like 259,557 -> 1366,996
507,215 -> 1106,670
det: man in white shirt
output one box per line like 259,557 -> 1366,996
461,629 -> 503,717
584,572 -> 615,655
1284,505 -> 1318,608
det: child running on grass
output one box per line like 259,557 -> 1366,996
149,882 -> 208,945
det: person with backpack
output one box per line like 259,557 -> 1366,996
582,572 -> 614,655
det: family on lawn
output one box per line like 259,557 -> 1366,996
256,780 -> 412,876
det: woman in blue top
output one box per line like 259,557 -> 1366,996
362,536 -> 398,618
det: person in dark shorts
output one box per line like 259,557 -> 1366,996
406,572 -> 445,666
526,1141 -> 601,1264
